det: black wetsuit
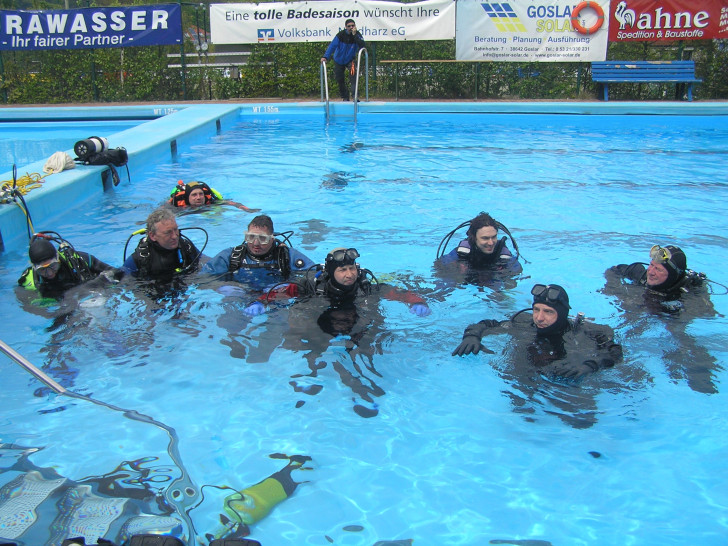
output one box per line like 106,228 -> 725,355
18,251 -> 113,299
124,238 -> 200,281
603,262 -> 718,394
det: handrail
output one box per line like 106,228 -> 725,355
0,338 -> 66,393
320,59 -> 330,121
0,337 -> 200,539
353,47 -> 369,122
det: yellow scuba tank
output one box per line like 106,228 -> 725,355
208,455 -> 311,541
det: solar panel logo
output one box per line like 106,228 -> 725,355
480,3 -> 527,32
258,29 -> 275,42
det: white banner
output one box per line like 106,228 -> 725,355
455,0 -> 609,62
210,0 -> 455,44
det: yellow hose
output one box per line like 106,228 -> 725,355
0,172 -> 47,196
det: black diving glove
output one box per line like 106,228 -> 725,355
452,335 -> 483,357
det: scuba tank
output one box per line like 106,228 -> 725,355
73,136 -> 108,161
207,456 -> 311,542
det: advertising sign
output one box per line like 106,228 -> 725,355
0,4 -> 182,51
210,0 -> 455,44
608,0 -> 728,42
456,0 -> 609,62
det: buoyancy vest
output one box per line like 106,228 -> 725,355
228,242 -> 291,279
133,236 -> 198,278
169,181 -> 221,207
18,246 -> 95,295
456,237 -> 508,265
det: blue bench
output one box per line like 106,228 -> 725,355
591,60 -> 702,102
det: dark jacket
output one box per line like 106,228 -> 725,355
323,29 -> 366,65
304,269 -> 426,309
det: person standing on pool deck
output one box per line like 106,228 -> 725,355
320,19 -> 366,101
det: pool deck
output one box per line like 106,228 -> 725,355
1,100 -> 727,253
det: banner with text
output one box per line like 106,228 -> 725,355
210,0 -> 455,44
608,0 -> 728,42
0,4 -> 182,51
456,0 -> 609,62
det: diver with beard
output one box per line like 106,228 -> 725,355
453,283 -> 622,379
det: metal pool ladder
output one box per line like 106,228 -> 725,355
320,48 -> 370,122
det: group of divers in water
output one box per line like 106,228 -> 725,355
16,179 -> 720,391
9,179 -> 724,546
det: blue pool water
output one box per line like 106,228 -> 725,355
1,107 -> 727,545
0,120 -> 143,168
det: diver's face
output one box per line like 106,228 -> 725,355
334,264 -> 358,286
532,303 -> 558,329
34,256 -> 61,279
149,219 -> 180,250
188,188 -> 206,207
246,226 -> 274,257
474,226 -> 498,254
646,261 -> 669,286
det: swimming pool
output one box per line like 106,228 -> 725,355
1,103 -> 727,545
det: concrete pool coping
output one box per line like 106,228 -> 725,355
1,100 -> 727,253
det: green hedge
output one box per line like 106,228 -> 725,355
1,33 -> 726,103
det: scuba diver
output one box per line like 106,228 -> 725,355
604,244 -> 710,313
122,207 -> 207,281
275,248 -> 430,418
453,283 -> 622,377
603,244 -> 721,394
434,212 -> 523,295
436,212 -> 523,274
304,247 -> 431,313
202,215 -> 314,311
17,232 -> 117,300
452,284 -> 624,428
246,247 -> 432,317
167,180 -> 260,213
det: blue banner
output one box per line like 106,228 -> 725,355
0,4 -> 182,51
